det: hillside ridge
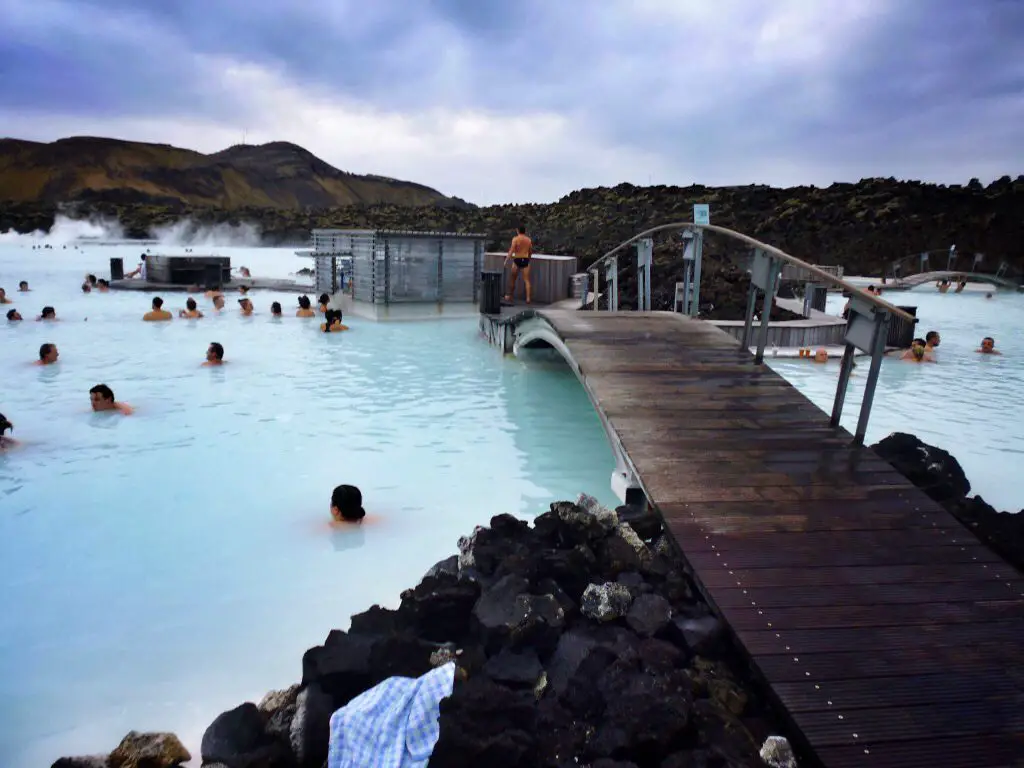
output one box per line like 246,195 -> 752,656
0,136 -> 466,209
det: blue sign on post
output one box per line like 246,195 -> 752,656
693,204 -> 710,226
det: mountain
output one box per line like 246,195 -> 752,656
0,136 -> 466,208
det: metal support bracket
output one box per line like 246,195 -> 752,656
746,249 -> 780,363
830,297 -> 892,443
608,255 -> 619,311
636,238 -> 653,311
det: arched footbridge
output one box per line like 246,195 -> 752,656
890,270 -> 1022,290
481,220 -> 1024,768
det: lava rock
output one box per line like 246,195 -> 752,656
670,616 -> 725,656
108,731 -> 190,768
400,571 -> 481,643
472,574 -> 531,649
430,677 -> 539,767
51,757 -> 110,768
534,502 -> 609,548
348,604 -> 408,636
597,533 -> 643,577
509,593 -> 566,657
483,648 -> 544,688
626,593 -> 673,637
873,432 -> 970,502
425,554 -> 460,579
300,630 -> 374,705
201,703 -> 289,768
581,582 -> 634,621
289,683 -> 334,768
531,545 -> 597,601
615,504 -> 663,540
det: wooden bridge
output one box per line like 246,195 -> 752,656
483,304 -> 1024,767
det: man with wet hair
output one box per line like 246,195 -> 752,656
7,308 -> 22,322
143,296 -> 172,321
18,280 -> 29,292
89,384 -> 133,415
977,337 -> 1002,356
203,342 -> 225,366
37,343 -> 59,365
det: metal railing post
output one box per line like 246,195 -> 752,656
830,343 -> 856,427
690,227 -> 704,316
589,266 -> 600,310
754,257 -> 778,364
579,272 -> 590,310
608,255 -> 619,311
741,282 -> 758,349
853,311 -> 891,444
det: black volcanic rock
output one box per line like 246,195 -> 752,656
873,432 -> 1024,573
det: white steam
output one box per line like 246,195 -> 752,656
0,214 -> 125,244
148,219 -> 263,247
0,214 -> 264,247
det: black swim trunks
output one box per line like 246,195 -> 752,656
513,257 -> 531,269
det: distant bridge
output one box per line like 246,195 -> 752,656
887,270 -> 1022,291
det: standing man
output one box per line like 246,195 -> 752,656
504,225 -> 533,305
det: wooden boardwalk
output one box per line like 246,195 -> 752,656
519,310 -> 1024,768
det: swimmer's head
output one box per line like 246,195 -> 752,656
89,384 -> 116,412
330,484 -> 365,523
239,285 -> 249,294
911,345 -> 925,361
18,281 -> 28,291
298,295 -> 311,309
87,274 -> 97,285
186,297 -> 197,311
151,296 -> 164,310
0,287 -> 6,300
7,308 -> 22,321
207,342 -> 224,363
319,293 -> 330,307
81,282 -> 92,293
213,295 -> 226,310
0,413 -> 11,437
98,278 -> 109,287
40,306 -> 56,319
238,298 -> 253,313
986,293 -> 993,299
323,308 -> 342,332
814,348 -> 828,363
39,343 -> 58,363
271,301 -> 282,316
981,336 -> 996,352
925,331 -> 940,347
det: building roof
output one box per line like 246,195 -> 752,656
311,228 -> 487,239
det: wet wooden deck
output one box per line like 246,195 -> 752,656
523,310 -> 1024,768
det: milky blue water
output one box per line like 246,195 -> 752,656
0,241 -> 619,767
768,286 -> 1024,512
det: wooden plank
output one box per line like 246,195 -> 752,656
814,735 -> 1024,768
709,581 -> 1024,608
721,599 -> 1024,630
774,672 -> 1024,711
686,545 -> 1003,569
753,642 -> 1020,682
736,620 -> 1024,655
698,563 -> 1019,589
680,528 -> 983,552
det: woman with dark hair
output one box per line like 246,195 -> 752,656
318,293 -> 330,313
330,485 -> 366,523
321,308 -> 348,333
179,297 -> 204,318
296,295 -> 316,318
0,413 -> 16,449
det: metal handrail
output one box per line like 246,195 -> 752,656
587,220 -> 916,323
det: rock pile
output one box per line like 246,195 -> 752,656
873,432 -> 1024,573
53,496 -> 784,768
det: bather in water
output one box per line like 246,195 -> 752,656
330,484 -> 366,524
321,308 -> 349,333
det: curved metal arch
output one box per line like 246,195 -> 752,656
511,316 -> 646,506
898,270 -> 1021,290
589,220 -> 917,322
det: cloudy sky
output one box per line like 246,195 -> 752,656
1,0 -> 1022,203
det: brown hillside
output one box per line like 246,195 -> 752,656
0,136 -> 463,208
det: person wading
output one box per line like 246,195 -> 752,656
504,226 -> 533,305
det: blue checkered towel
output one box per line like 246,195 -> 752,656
327,661 -> 456,768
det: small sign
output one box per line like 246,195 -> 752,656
693,204 -> 710,226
